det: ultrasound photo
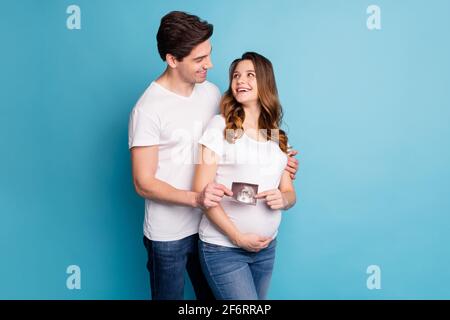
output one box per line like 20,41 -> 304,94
231,182 -> 259,206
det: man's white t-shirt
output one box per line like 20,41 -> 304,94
128,81 -> 221,241
198,115 -> 288,248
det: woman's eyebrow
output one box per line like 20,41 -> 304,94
233,70 -> 255,74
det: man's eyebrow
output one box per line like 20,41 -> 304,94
193,47 -> 213,60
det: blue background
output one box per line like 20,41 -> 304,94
1,0 -> 449,299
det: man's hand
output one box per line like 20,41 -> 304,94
285,149 -> 299,180
255,189 -> 289,210
196,182 -> 233,209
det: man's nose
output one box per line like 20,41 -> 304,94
203,56 -> 213,69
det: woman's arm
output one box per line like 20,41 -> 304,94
193,145 -> 272,252
256,170 -> 296,210
193,145 -> 238,238
279,170 -> 296,210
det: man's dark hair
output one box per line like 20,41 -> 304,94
156,11 -> 213,61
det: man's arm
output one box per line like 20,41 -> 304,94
131,146 -> 199,207
285,149 -> 299,180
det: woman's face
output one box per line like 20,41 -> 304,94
231,59 -> 259,106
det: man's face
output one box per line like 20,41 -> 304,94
175,39 -> 213,84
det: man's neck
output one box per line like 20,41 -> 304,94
155,68 -> 195,97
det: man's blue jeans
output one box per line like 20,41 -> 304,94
198,238 -> 277,300
143,234 -> 214,300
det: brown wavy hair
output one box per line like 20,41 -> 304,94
220,52 -> 289,153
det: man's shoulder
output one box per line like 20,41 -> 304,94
199,80 -> 219,90
133,82 -> 167,113
207,113 -> 226,129
197,80 -> 221,96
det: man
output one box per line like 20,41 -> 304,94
128,11 -> 299,300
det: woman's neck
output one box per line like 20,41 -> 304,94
242,103 -> 261,129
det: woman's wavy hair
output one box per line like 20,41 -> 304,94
220,52 -> 288,153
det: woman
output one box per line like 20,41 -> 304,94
193,52 -> 296,300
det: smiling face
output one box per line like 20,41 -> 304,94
231,59 -> 259,106
175,39 -> 213,84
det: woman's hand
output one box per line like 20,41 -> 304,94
232,233 -> 272,252
255,189 -> 289,210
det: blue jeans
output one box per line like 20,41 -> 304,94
198,238 -> 277,300
143,234 -> 214,300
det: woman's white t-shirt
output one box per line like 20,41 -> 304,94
198,115 -> 288,247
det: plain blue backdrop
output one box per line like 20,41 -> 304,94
1,0 -> 449,299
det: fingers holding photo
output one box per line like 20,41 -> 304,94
200,182 -> 233,209
255,189 -> 279,200
216,183 -> 233,197
256,189 -> 288,210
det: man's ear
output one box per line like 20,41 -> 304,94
165,53 -> 178,68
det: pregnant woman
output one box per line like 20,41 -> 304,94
193,52 -> 297,299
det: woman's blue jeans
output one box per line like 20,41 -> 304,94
198,238 -> 277,300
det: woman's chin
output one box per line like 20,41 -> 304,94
234,97 -> 250,105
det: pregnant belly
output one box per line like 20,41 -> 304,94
222,200 -> 282,238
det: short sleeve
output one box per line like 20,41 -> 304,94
198,115 -> 226,157
128,107 -> 161,149
287,142 -> 293,151
212,85 -> 222,109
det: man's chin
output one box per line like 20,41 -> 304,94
195,77 -> 207,84
195,73 -> 208,83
